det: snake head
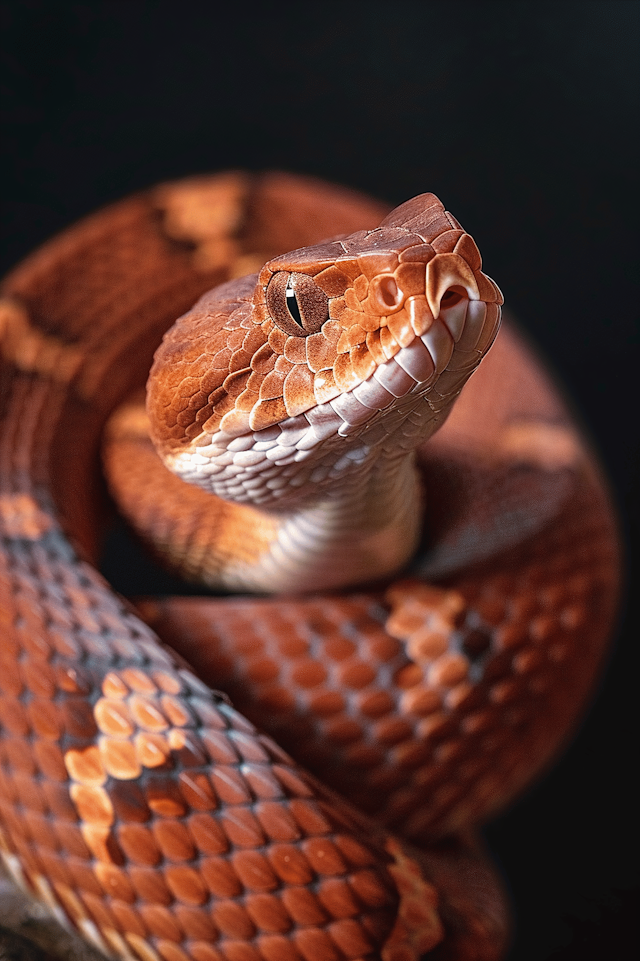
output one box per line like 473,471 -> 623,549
147,193 -> 502,504
250,194 -> 502,428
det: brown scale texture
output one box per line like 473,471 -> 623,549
140,453 -> 617,844
0,172 -> 618,961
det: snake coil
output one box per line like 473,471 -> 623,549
0,172 -> 619,961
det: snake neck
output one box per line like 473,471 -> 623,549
221,450 -> 423,594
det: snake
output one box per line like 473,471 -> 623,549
0,171 -> 620,961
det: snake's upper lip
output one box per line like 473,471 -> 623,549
327,298 -> 494,435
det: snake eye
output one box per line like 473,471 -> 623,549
266,271 -> 329,337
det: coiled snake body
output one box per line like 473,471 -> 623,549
0,173 -> 619,960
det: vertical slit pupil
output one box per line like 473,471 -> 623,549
286,286 -> 304,327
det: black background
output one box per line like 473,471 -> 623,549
1,2 -> 638,958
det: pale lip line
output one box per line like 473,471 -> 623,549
323,296 -> 492,437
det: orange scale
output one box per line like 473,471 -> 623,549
274,634 -> 308,658
289,660 -> 327,689
365,329 -> 386,365
379,326 -> 399,359
211,901 -> 256,941
316,877 -> 360,920
69,781 -> 113,825
201,730 -> 241,765
392,740 -> 431,770
350,343 -> 376,380
26,699 -> 62,740
110,900 -> 148,939
117,823 -> 162,867
271,764 -> 315,799
283,364 -> 315,417
210,766 -> 253,806
254,800 -> 301,843
288,798 -> 333,838
301,838 -> 347,877
187,812 -> 228,857
187,944 -> 225,961
245,894 -> 292,935
218,942 -> 264,961
65,695 -> 99,738
249,396 -> 287,431
96,743 -> 137,793
219,807 -> 266,849
94,863 -> 137,904
259,368 -> 287,402
312,368 -> 339,405
156,944 -> 192,961
427,653 -> 469,689
175,905 -> 218,943
231,849 -> 279,892
152,820 -> 197,863
329,917 -> 376,956
343,287 -> 363,312
372,717 -> 413,746
161,695 -> 194,728
307,690 -> 346,717
64,744 -> 106,786
128,694 -> 170,733
267,327 -> 287,355
280,887 -> 328,927
94,698 -> 135,739
293,927 -> 342,961
200,856 -> 243,899
322,717 -> 363,745
0,697 -> 30,736
386,309 -> 415,349
332,352 -> 360,392
266,844 -> 314,886
239,765 -> 283,803
134,731 -> 173,771
337,660 -> 376,690
283,336 -> 307,364
79,891 -> 118,936
138,903 -> 184,942
120,667 -> 158,695
143,773 -> 187,818
165,864 -> 210,906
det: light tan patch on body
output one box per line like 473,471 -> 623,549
382,838 -> 444,960
0,493 -> 55,540
499,420 -> 583,470
0,299 -> 83,382
155,171 -> 249,272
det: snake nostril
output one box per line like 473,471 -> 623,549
440,286 -> 467,309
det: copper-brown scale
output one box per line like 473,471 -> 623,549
0,172 -> 619,961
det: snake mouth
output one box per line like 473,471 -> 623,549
322,295 -> 500,437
